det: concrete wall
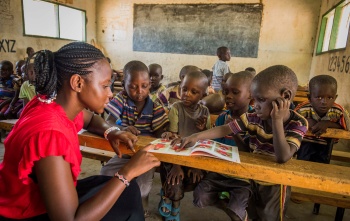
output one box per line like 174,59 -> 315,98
0,0 -> 96,64
310,0 -> 350,111
96,0 -> 321,85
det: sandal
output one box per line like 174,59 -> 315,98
165,206 -> 180,221
158,189 -> 172,217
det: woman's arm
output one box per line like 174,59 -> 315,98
83,109 -> 138,157
35,145 -> 160,221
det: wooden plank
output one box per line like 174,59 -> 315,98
331,150 -> 350,162
78,132 -> 350,196
291,187 -> 350,208
293,96 -> 308,103
306,128 -> 350,139
0,119 -> 17,131
295,91 -> 308,97
80,146 -> 114,162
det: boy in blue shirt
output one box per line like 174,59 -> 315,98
101,60 -> 169,217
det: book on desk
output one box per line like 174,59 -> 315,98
149,138 -> 241,163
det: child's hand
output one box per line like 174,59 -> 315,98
195,115 -> 207,130
311,121 -> 332,137
171,135 -> 198,151
161,132 -> 179,140
167,164 -> 184,185
224,115 -> 233,124
307,118 -> 317,128
107,131 -> 138,158
122,126 -> 141,136
187,168 -> 204,183
271,98 -> 290,121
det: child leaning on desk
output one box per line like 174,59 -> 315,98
159,70 -> 211,221
173,65 -> 308,221
101,60 -> 169,217
295,75 -> 350,163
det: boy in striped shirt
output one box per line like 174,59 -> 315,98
295,75 -> 350,163
101,60 -> 169,217
174,65 -> 308,221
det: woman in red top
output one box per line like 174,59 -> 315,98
0,42 -> 160,220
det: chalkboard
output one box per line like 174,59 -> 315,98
133,4 -> 262,57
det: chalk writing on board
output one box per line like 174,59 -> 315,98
133,4 -> 262,57
328,55 -> 350,73
0,39 -> 16,53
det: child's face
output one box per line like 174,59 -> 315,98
149,67 -> 163,89
80,59 -> 113,114
0,63 -> 13,79
15,61 -> 24,76
124,71 -> 150,103
220,49 -> 231,62
309,84 -> 337,117
223,77 -> 251,112
180,77 -> 206,108
251,82 -> 282,120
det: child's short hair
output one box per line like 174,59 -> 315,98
202,69 -> 213,80
253,65 -> 298,98
178,65 -> 201,80
0,60 -> 14,70
231,71 -> 254,83
183,71 -> 209,89
149,63 -> 162,72
216,46 -> 229,56
123,60 -> 149,81
245,67 -> 256,76
309,75 -> 337,94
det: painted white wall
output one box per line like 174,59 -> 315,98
310,0 -> 350,111
0,0 -> 96,64
96,0 -> 321,85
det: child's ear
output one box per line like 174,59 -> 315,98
161,75 -> 164,80
334,94 -> 338,101
307,93 -> 311,101
281,89 -> 292,101
121,80 -> 125,88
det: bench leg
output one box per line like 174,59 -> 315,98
313,203 -> 320,214
334,207 -> 345,221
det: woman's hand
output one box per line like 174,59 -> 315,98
107,130 -> 138,158
167,164 -> 184,185
118,144 -> 160,181
122,126 -> 141,136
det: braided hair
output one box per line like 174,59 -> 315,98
33,42 -> 105,99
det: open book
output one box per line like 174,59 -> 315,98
148,139 -> 240,163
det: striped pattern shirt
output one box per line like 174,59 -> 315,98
105,91 -> 169,136
295,101 -> 350,144
228,110 -> 308,156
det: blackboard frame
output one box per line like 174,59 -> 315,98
133,4 -> 263,57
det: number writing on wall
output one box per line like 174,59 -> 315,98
0,39 -> 16,53
328,55 -> 350,73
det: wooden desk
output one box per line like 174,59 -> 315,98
78,131 -> 350,197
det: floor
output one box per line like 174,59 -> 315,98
1,137 -> 349,221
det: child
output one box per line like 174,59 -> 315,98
159,71 -> 211,221
0,42 -> 160,220
26,46 -> 35,59
174,65 -> 308,221
160,65 -> 201,109
295,75 -> 350,163
149,63 -> 166,102
15,60 -> 25,77
19,63 -> 36,106
202,69 -> 215,95
101,60 -> 169,217
212,46 -> 231,92
193,71 -> 254,221
0,60 -> 15,119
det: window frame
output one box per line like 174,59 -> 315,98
316,0 -> 350,55
21,0 -> 87,41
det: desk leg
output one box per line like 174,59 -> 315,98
313,139 -> 335,215
334,207 -> 345,221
